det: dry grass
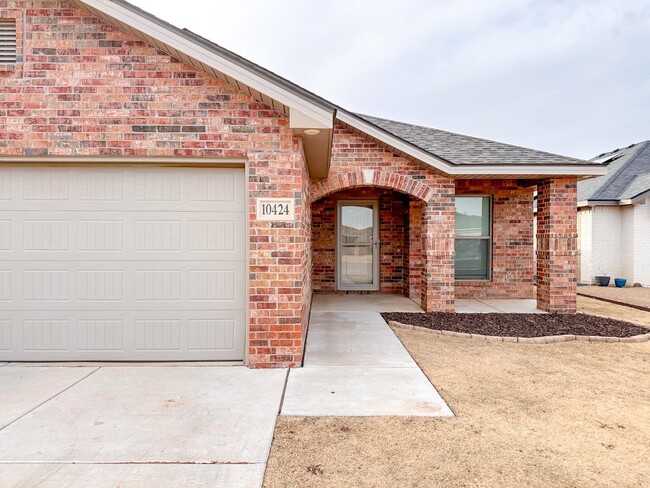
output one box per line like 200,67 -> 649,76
578,295 -> 650,328
265,332 -> 650,487
579,285 -> 650,308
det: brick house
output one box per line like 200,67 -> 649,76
0,0 -> 605,367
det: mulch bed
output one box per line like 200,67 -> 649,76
380,312 -> 649,338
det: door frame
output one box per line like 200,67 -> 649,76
336,199 -> 380,291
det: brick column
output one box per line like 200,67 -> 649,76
407,199 -> 424,301
536,178 -> 578,313
421,198 -> 455,313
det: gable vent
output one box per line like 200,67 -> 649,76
0,20 -> 17,64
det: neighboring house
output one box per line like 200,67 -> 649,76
577,141 -> 650,286
0,0 -> 605,368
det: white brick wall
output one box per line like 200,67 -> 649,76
579,200 -> 650,286
633,198 -> 650,285
621,206 -> 635,282
590,206 -> 623,281
578,208 -> 593,283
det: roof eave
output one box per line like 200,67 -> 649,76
338,112 -> 607,179
629,188 -> 650,204
578,199 -> 625,208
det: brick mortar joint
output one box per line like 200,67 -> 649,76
387,321 -> 650,344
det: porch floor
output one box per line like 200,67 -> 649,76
312,293 -> 544,314
457,298 -> 545,314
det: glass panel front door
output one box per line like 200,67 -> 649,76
337,201 -> 379,290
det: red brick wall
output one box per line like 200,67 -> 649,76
536,178 -> 578,313
0,0 -> 308,367
310,126 -> 456,312
455,179 -> 535,299
311,188 -> 409,294
407,200 -> 424,301
298,140 -> 312,346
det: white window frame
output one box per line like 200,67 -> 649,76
455,195 -> 493,281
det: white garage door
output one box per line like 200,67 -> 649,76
0,166 -> 246,361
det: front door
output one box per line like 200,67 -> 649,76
337,200 -> 380,291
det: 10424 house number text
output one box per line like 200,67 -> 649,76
261,202 -> 290,217
256,198 -> 295,221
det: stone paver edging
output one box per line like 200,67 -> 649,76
388,321 -> 650,344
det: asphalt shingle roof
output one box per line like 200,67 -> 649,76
356,114 -> 590,166
578,141 -> 650,202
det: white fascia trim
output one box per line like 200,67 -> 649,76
629,189 -> 650,205
581,200 -> 621,207
80,0 -> 334,127
338,112 -> 608,178
450,165 -> 608,177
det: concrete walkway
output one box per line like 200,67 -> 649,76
0,366 -> 286,488
456,298 -> 545,313
281,294 -> 453,417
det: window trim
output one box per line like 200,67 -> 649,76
455,195 -> 493,281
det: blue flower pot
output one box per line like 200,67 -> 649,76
595,276 -> 610,287
615,278 -> 627,288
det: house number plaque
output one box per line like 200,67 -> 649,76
256,198 -> 295,222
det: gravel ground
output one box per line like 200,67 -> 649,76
380,311 -> 648,338
265,333 -> 650,488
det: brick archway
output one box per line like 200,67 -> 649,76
310,170 -> 434,203
309,169 -> 455,313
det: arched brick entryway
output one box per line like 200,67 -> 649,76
310,170 -> 436,203
310,170 -> 455,313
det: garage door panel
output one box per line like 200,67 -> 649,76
0,219 -> 11,250
0,212 -> 245,261
0,261 -> 245,311
2,308 -> 246,361
0,167 -> 246,213
0,166 -> 246,362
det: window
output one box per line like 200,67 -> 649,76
0,19 -> 17,64
455,196 -> 491,280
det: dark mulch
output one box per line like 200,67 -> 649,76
380,312 -> 649,338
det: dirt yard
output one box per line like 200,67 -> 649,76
578,295 -> 650,327
579,285 -> 650,309
265,330 -> 650,487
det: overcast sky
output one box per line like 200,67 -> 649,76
130,0 -> 650,159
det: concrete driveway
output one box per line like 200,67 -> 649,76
0,364 -> 287,488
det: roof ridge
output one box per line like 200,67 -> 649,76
356,113 -> 587,164
591,141 -> 650,200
